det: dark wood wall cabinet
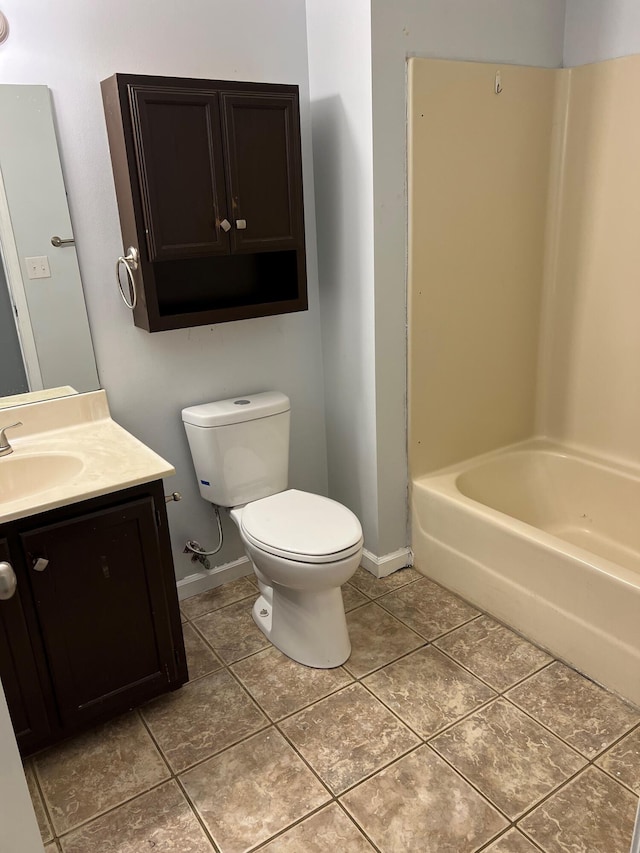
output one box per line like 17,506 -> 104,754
0,481 -> 187,756
102,73 -> 308,331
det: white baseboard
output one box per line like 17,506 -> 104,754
361,547 -> 413,579
177,556 -> 253,601
177,548 -> 413,597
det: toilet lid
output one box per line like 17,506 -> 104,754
241,489 -> 363,562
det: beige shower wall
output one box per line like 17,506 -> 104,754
408,59 -> 557,475
538,56 -> 640,465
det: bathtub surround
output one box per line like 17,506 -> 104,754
409,55 -> 640,706
410,53 -> 640,473
408,59 -> 556,474
539,55 -> 640,463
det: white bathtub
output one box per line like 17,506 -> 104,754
412,439 -> 640,706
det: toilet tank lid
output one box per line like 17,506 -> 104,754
182,391 -> 290,428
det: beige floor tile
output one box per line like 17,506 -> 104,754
483,829 -> 542,852
34,712 -> 169,836
181,727 -> 330,853
24,760 -> 53,843
519,766 -> 637,853
182,622 -> 223,681
141,669 -> 267,772
507,662 -> 640,758
257,803 -> 375,851
596,725 -> 640,794
193,597 -> 270,663
280,683 -> 419,794
44,844 -> 59,852
180,576 -> 256,620
377,577 -> 479,639
341,745 -> 507,852
431,698 -> 586,819
434,615 -> 553,691
341,583 -> 368,612
364,646 -> 496,737
349,566 -> 422,598
59,781 -> 215,852
344,602 -> 424,677
231,645 -> 352,720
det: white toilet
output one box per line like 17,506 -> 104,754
182,392 -> 363,668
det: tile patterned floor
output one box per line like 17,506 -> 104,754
24,566 -> 640,853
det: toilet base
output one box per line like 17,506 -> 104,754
251,585 -> 351,668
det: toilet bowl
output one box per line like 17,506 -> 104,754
230,489 -> 363,667
182,392 -> 364,668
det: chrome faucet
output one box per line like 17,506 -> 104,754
0,421 -> 23,457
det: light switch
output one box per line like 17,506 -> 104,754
25,256 -> 51,279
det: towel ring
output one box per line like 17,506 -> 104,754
116,246 -> 139,310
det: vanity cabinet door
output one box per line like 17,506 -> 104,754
0,538 -> 50,752
20,497 -> 176,729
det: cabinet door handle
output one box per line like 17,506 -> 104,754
0,561 -> 17,600
235,219 -> 247,230
220,219 -> 232,233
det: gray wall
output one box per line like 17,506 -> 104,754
0,0 -> 328,580
564,0 -> 640,64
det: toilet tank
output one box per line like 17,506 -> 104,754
182,392 -> 291,507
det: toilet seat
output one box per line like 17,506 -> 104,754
240,489 -> 363,565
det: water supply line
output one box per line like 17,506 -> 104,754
184,504 -> 224,570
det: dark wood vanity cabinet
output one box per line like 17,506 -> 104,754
0,538 -> 50,753
101,73 -> 307,331
0,481 -> 187,755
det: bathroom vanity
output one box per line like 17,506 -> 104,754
0,392 -> 187,755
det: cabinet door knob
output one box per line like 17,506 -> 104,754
235,219 -> 247,230
220,219 -> 232,233
0,561 -> 17,600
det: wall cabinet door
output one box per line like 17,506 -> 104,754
20,497 -> 176,730
221,91 -> 303,254
0,539 -> 50,752
130,86 -> 230,261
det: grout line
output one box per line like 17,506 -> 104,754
52,777 -> 176,845
475,825 -> 547,853
136,707 -> 175,777
229,667 -> 356,726
26,758 -> 57,847
173,774 -> 221,853
334,800 -> 384,853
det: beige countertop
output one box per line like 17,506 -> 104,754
0,390 -> 174,524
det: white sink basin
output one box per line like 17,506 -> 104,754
0,452 -> 84,503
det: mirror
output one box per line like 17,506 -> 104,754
0,84 -> 99,406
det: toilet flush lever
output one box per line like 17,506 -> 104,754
165,492 -> 182,504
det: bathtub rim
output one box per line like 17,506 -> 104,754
413,436 -> 640,591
